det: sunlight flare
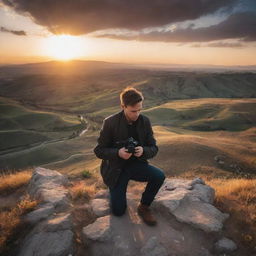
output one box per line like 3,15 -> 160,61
43,34 -> 85,61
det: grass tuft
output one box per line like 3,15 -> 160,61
69,182 -> 96,202
0,194 -> 37,253
0,170 -> 32,195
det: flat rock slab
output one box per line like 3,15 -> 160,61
24,203 -> 55,224
140,236 -> 169,256
19,213 -> 74,256
18,230 -> 74,256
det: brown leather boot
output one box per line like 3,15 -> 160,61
137,203 -> 157,226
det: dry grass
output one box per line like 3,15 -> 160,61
0,170 -> 32,195
69,181 -> 96,202
0,194 -> 38,253
209,178 -> 256,205
0,170 -> 37,254
178,167 -> 256,254
208,178 -> 256,253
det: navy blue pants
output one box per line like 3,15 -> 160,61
109,161 -> 166,216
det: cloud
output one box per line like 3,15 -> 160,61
96,12 -> 256,43
0,26 -> 26,35
0,0 -> 238,35
191,42 -> 244,48
205,42 -> 244,48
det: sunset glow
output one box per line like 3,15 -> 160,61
0,0 -> 255,66
43,35 -> 84,61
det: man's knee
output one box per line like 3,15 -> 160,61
161,171 -> 166,181
153,168 -> 166,184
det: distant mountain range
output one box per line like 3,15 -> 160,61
0,60 -> 255,117
0,60 -> 255,78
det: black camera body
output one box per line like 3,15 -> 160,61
115,137 -> 139,154
125,137 -> 139,153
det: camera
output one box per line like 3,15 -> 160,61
125,137 -> 139,154
115,137 -> 139,154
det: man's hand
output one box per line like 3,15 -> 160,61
118,147 -> 132,160
134,146 -> 143,157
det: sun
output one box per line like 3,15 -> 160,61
43,34 -> 84,61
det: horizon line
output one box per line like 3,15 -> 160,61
1,58 -> 256,69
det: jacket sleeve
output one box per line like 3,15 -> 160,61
139,117 -> 158,160
93,118 -> 119,160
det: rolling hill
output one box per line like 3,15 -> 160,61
0,61 -> 255,175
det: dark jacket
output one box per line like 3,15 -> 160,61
94,110 -> 158,189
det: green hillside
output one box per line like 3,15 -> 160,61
143,99 -> 256,131
0,98 -> 87,169
0,63 -> 255,171
0,69 -> 255,117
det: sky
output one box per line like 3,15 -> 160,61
0,0 -> 256,66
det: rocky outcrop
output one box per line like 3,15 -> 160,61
17,169 -> 237,256
19,167 -> 74,256
83,177 -> 236,256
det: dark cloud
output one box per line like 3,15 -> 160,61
0,26 -> 26,36
1,0 -> 13,7
191,42 -> 244,48
96,12 -> 256,42
0,0 -> 238,35
206,42 -> 244,48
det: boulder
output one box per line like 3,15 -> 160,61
214,237 -> 237,253
28,167 -> 70,211
18,168 -> 74,256
153,178 -> 229,232
91,198 -> 110,217
82,215 -> 112,242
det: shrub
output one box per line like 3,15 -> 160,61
82,170 -> 92,179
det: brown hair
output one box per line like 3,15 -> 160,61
120,87 -> 144,106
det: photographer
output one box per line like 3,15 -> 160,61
94,87 -> 165,226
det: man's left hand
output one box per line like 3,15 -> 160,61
134,146 -> 143,157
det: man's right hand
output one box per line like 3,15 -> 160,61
118,147 -> 132,160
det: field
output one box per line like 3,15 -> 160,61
0,62 -> 255,175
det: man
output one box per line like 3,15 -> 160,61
94,87 -> 165,226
